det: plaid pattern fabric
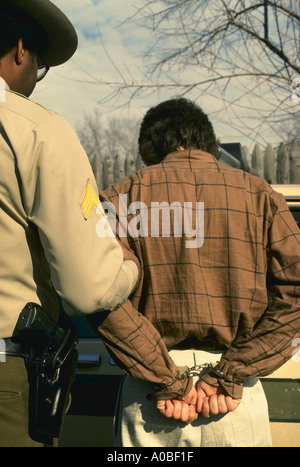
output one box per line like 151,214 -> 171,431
94,150 -> 300,399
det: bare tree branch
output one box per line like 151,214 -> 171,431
78,0 -> 299,146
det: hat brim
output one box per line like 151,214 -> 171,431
3,0 -> 78,67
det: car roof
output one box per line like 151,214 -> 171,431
272,184 -> 300,203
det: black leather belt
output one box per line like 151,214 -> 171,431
0,338 -> 30,359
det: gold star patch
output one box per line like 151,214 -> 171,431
81,179 -> 104,220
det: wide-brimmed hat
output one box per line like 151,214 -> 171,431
0,0 -> 78,66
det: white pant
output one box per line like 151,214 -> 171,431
114,349 -> 272,447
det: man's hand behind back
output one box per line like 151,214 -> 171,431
156,386 -> 198,424
196,380 -> 241,418
156,381 -> 241,423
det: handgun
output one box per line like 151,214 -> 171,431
13,302 -> 65,348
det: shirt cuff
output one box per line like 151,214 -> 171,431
100,260 -> 139,311
154,376 -> 193,401
201,368 -> 244,399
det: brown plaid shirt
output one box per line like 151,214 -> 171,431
91,149 -> 300,399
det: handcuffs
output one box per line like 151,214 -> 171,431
159,360 -> 242,392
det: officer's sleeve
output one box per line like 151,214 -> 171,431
20,113 -> 139,315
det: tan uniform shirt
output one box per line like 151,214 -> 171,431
0,80 -> 138,338
95,149 -> 300,399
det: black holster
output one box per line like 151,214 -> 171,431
12,303 -> 78,445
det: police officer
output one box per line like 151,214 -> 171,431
0,0 -> 139,447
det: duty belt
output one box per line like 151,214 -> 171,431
0,337 -> 31,360
0,303 -> 78,445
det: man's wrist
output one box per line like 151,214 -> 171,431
207,365 -> 243,386
201,370 -> 244,399
155,375 -> 193,401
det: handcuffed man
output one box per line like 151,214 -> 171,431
88,98 -> 300,447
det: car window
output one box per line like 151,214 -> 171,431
290,207 -> 300,229
70,315 -> 97,338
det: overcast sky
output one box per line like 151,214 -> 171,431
32,1 -> 152,131
30,0 -> 297,149
32,0 -> 236,140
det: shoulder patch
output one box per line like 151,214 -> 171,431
81,179 -> 104,220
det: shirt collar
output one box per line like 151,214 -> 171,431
0,77 -> 9,103
0,77 -> 30,102
163,149 -> 218,165
0,77 -> 10,90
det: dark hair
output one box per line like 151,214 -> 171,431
0,9 -> 45,59
138,98 -> 219,166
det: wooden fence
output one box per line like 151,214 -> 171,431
89,139 -> 300,191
